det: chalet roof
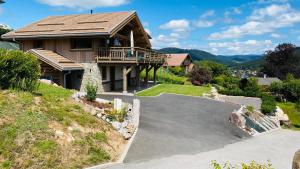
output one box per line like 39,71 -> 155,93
28,49 -> 83,71
257,77 -> 281,86
2,11 -> 145,39
164,53 -> 191,66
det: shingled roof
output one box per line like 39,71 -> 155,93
28,49 -> 83,71
2,11 -> 145,39
164,53 -> 191,66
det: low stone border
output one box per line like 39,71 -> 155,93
85,99 -> 141,169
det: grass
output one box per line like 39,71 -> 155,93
0,83 -> 123,168
137,84 -> 211,97
278,102 -> 300,130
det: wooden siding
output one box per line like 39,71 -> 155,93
40,62 -> 64,86
21,38 -> 101,63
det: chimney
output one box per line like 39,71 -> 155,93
90,10 -> 93,14
264,74 -> 267,79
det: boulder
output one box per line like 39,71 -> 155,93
90,108 -> 97,116
293,150 -> 300,169
229,111 -> 246,129
112,122 -> 122,130
96,98 -> 110,104
55,130 -> 64,138
95,107 -> 104,114
96,113 -> 102,119
101,115 -> 106,121
121,121 -> 129,128
275,106 -> 289,122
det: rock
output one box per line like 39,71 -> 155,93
275,106 -> 289,122
55,130 -> 64,138
229,111 -> 246,129
112,122 -> 122,130
106,118 -> 111,123
40,79 -> 53,85
96,113 -> 102,119
95,107 -> 104,114
121,121 -> 129,128
293,150 -> 300,169
67,136 -> 75,142
123,133 -> 132,140
67,127 -> 74,131
96,98 -> 110,104
102,115 -> 106,121
90,108 -> 97,116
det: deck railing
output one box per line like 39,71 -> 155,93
95,47 -> 166,64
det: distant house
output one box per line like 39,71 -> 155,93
0,41 -> 19,50
2,11 -> 166,93
164,53 -> 193,73
257,77 -> 281,86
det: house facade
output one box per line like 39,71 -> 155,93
164,53 -> 193,73
2,11 -> 165,93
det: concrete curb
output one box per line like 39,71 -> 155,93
85,99 -> 141,169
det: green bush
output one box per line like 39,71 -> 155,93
296,100 -> 300,111
242,78 -> 261,97
0,49 -> 40,92
261,93 -> 276,115
140,68 -> 187,84
169,66 -> 186,77
85,82 -> 97,101
219,88 -> 245,96
211,160 -> 274,169
269,79 -> 300,102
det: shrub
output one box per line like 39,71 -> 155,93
85,82 -> 97,101
169,66 -> 186,77
241,78 -> 261,97
0,49 -> 40,91
211,160 -> 274,169
189,66 -> 212,86
261,93 -> 276,115
219,88 -> 245,96
296,100 -> 300,111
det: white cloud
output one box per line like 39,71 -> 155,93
270,33 -> 281,38
208,40 -> 274,55
37,0 -> 130,9
151,32 -> 189,49
209,3 -> 300,40
159,19 -> 190,32
193,10 -> 215,28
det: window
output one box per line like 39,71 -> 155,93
70,39 -> 93,49
33,40 -> 44,49
102,66 -> 107,80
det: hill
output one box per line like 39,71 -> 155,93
158,47 -> 264,69
0,83 -> 125,168
158,47 -> 218,61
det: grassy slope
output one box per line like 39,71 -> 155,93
0,83 -> 124,169
278,102 -> 300,129
137,84 -> 211,97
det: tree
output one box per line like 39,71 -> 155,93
195,60 -> 229,78
262,43 -> 300,79
189,66 -> 212,86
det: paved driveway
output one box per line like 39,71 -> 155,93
99,94 -> 249,164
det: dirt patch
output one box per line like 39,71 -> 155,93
81,98 -> 113,109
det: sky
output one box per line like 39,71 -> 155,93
1,0 -> 300,55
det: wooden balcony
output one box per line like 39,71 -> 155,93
95,47 -> 166,64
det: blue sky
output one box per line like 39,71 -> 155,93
1,0 -> 300,55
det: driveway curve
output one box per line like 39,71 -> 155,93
128,94 -> 249,162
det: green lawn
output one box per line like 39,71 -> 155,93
136,84 -> 211,97
277,102 -> 300,129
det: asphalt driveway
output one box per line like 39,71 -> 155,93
99,94 -> 249,164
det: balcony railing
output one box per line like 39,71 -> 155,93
95,47 -> 166,64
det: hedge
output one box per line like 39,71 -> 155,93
261,93 -> 276,115
0,49 -> 40,91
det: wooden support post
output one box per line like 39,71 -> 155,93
123,66 -> 128,94
144,65 -> 154,87
123,66 -> 134,94
153,65 -> 159,85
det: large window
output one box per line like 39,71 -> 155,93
70,38 -> 93,49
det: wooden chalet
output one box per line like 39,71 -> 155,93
2,11 -> 166,93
